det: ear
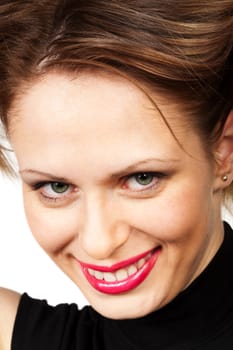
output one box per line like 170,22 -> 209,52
214,110 -> 233,191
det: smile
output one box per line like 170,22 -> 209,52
78,247 -> 161,294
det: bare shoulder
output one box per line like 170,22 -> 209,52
0,288 -> 21,350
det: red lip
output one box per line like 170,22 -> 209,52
78,247 -> 157,272
78,247 -> 161,295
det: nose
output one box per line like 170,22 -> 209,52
79,193 -> 130,260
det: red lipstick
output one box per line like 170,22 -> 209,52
78,247 -> 161,294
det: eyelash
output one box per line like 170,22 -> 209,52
122,172 -> 164,193
31,181 -> 77,203
30,172 -> 165,203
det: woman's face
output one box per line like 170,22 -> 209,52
10,72 -> 224,319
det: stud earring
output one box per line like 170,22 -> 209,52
222,175 -> 228,182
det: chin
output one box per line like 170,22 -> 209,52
94,304 -> 146,320
88,293 -> 159,320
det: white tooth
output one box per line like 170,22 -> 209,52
145,252 -> 152,260
137,258 -> 145,269
128,264 -> 137,276
88,268 -> 95,276
116,268 -> 128,281
103,272 -> 116,282
94,271 -> 104,280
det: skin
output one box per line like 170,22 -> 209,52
5,71 -> 232,321
0,288 -> 20,349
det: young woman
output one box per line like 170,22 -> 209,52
0,0 -> 233,349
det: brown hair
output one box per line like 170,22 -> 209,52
0,0 -> 233,188
0,144 -> 13,175
0,149 -> 7,171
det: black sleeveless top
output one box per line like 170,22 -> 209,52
11,222 -> 233,349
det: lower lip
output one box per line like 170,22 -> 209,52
80,248 -> 161,295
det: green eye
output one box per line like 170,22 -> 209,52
51,182 -> 69,193
123,172 -> 159,193
135,173 -> 154,186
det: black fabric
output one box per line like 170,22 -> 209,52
11,222 -> 233,349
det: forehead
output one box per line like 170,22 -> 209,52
8,72 -> 206,174
9,71 -> 188,136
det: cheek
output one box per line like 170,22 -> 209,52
124,182 -> 213,243
24,197 -> 79,254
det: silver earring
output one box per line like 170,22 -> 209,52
222,175 -> 228,182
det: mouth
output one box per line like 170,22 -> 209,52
78,247 -> 161,295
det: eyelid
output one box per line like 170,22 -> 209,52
31,180 -> 70,191
125,171 -> 164,178
29,180 -> 78,204
123,171 -> 164,182
31,181 -> 51,191
121,171 -> 165,193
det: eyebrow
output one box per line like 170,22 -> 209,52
19,157 -> 179,181
19,169 -> 68,182
109,157 -> 180,178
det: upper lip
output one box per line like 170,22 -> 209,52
77,246 -> 160,273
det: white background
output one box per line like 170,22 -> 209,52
0,166 -> 233,307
